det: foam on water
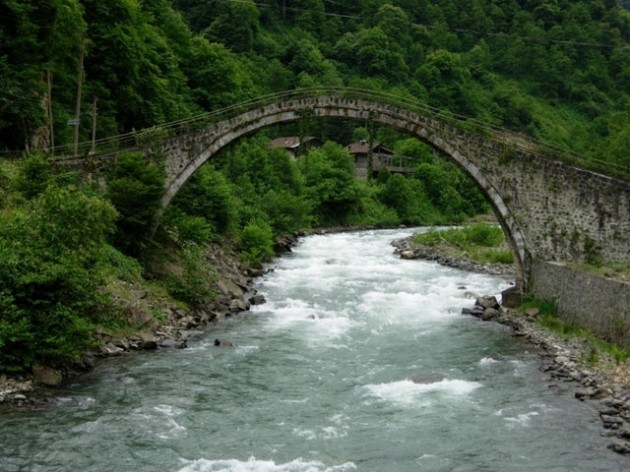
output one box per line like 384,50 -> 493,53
479,356 -> 500,366
129,404 -> 188,441
363,378 -> 482,406
177,457 -> 357,472
503,411 -> 540,428
292,426 -> 348,441
6,229 -> 627,472
258,298 -> 358,342
358,290 -> 460,327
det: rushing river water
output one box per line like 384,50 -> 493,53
1,228 -> 629,471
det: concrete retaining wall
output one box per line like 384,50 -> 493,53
530,261 -> 630,348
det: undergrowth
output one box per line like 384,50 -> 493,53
412,223 -> 514,265
520,294 -> 630,365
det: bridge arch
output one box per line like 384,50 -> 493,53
156,92 -> 530,288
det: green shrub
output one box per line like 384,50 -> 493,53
166,243 -> 215,306
164,207 -> 213,244
482,250 -> 514,264
95,244 -> 144,283
466,223 -> 504,247
15,153 -> 51,199
413,223 -> 504,248
0,186 -> 118,372
171,164 -> 238,237
262,189 -> 312,234
107,152 -> 165,255
520,293 -> 558,316
239,218 -> 275,267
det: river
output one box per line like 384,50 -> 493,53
1,228 -> 628,471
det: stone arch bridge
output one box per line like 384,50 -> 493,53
79,88 -> 630,292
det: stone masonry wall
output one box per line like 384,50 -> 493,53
489,151 -> 630,265
85,94 -> 630,286
530,261 -> 630,348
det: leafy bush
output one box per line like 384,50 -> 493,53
413,223 -> 504,248
107,152 -> 165,255
95,244 -> 144,283
347,182 -> 400,228
164,207 -> 213,244
482,250 -> 514,264
0,186 -> 118,372
166,243 -> 215,306
262,189 -> 312,234
299,142 -> 362,225
171,164 -> 238,238
239,218 -> 275,267
15,153 -> 51,199
465,223 -> 505,247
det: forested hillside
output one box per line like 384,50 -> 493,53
1,0 -> 629,373
1,0 -> 629,161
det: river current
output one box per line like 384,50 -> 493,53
1,228 -> 628,471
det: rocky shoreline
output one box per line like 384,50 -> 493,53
4,229 -> 630,457
0,239 -> 276,410
392,235 -> 630,456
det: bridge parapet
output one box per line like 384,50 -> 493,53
58,89 -> 630,290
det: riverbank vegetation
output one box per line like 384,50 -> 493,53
1,0 -> 629,374
0,142 -> 487,373
519,294 -> 630,365
412,223 -> 514,265
411,224 -> 630,366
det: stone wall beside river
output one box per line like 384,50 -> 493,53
530,261 -> 630,348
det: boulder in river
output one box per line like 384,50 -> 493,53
409,373 -> 446,384
32,365 -> 63,387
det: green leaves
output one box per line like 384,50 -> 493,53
0,183 -> 118,372
106,152 -> 165,254
299,142 -> 362,225
239,218 -> 275,268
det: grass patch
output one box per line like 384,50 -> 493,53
412,223 -> 514,265
521,294 -> 630,365
540,313 -> 630,364
569,259 -> 630,282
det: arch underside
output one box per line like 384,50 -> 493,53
162,97 -> 530,288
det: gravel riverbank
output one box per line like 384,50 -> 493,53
4,230 -> 630,457
392,235 -> 630,456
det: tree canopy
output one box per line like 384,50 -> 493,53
0,0 -> 628,165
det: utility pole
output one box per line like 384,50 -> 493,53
47,70 -> 54,154
90,96 -> 97,155
366,110 -> 376,180
73,41 -> 84,157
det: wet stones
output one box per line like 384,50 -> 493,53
461,293 -> 630,455
32,365 -> 63,388
0,376 -> 35,408
392,237 -> 515,277
409,373 -> 445,384
214,339 -> 235,348
461,295 -> 501,321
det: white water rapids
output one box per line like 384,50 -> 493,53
1,228 -> 627,471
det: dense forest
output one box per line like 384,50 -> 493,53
1,0 -> 629,372
1,0 -> 629,160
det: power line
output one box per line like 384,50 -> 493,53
218,0 -> 360,19
422,23 -> 629,50
217,0 -> 629,50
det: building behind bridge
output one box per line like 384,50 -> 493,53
268,137 -> 415,180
